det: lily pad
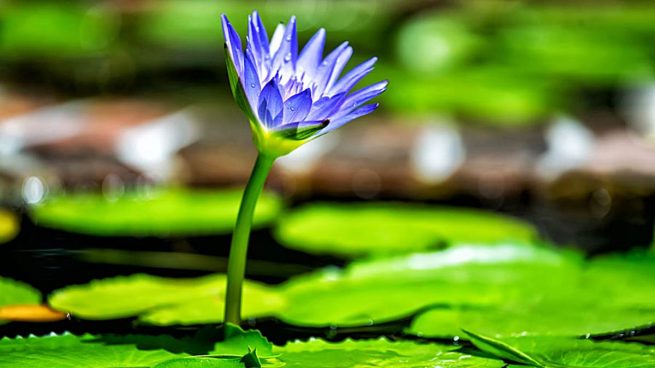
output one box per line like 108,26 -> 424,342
0,210 -> 19,243
0,277 -> 41,307
30,188 -> 282,236
408,251 -> 655,338
48,274 -> 285,325
0,277 -> 41,325
409,303 -> 655,339
279,243 -> 579,326
0,333 -> 184,368
275,338 -> 505,368
0,325 -> 273,367
465,330 -> 655,368
275,203 -> 538,258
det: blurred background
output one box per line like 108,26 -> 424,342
2,0 -> 655,295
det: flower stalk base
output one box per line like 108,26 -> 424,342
224,153 -> 275,325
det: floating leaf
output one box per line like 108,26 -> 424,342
409,304 -> 655,339
30,188 -> 282,236
465,330 -> 655,368
48,274 -> 285,325
0,277 -> 41,307
275,203 -> 538,258
0,210 -> 19,243
279,243 -> 578,326
276,338 -> 505,368
209,324 -> 274,358
409,251 -> 655,338
0,333 -> 184,368
0,277 -> 41,325
154,357 -> 245,368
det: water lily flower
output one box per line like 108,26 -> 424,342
220,11 -> 387,325
221,11 -> 387,157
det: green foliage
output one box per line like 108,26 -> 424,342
275,203 -> 538,258
48,274 -> 285,325
0,3 -> 118,58
0,330 -> 504,368
0,277 -> 41,325
466,330 -> 655,368
276,338 -> 504,368
0,333 -> 183,368
0,325 -> 274,367
30,188 -> 282,237
279,243 -> 577,326
211,325 -> 274,358
0,277 -> 41,308
410,304 -> 654,339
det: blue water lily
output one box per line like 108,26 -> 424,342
221,11 -> 387,157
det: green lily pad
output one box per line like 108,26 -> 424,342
153,357 -> 247,368
409,251 -> 655,338
30,188 -> 282,237
275,338 -> 504,368
0,277 -> 41,307
0,325 -> 273,367
279,243 -> 579,326
409,304 -> 655,339
275,203 -> 538,258
583,252 -> 655,310
465,330 -> 655,368
0,333 -> 184,368
48,274 -> 285,325
0,277 -> 41,325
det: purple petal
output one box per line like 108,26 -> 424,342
328,57 -> 377,97
339,80 -> 388,113
247,13 -> 269,76
271,16 -> 298,79
297,28 -> 326,79
312,42 -> 352,97
306,92 -> 347,121
258,79 -> 284,129
251,11 -> 269,53
269,23 -> 286,58
283,88 -> 313,124
243,49 -> 261,111
321,103 -> 379,134
221,14 -> 244,76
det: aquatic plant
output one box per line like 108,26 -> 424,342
221,11 -> 387,324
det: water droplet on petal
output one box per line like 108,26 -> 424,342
250,83 -> 256,88
284,53 -> 291,62
289,106 -> 295,111
322,60 -> 329,66
285,35 -> 292,42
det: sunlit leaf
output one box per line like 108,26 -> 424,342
275,203 -> 538,258
279,243 -> 578,326
466,331 -> 655,368
0,277 -> 41,325
30,188 -> 282,236
276,338 -> 505,368
48,274 -> 285,325
409,251 -> 655,338
0,333 -> 184,367
410,304 -> 655,339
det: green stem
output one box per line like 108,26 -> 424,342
224,153 -> 275,325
